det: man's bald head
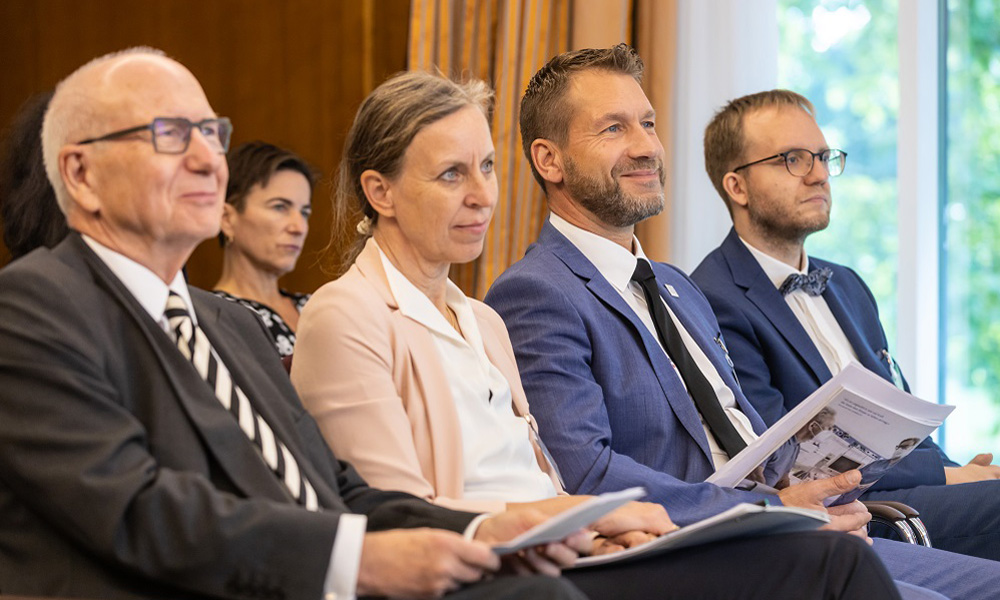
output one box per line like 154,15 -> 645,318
39,48 -> 228,281
41,47 -> 204,213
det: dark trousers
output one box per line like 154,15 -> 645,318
361,574 -> 587,600
389,531 -> 901,600
564,531 -> 900,600
865,479 -> 1000,561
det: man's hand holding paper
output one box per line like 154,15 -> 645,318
777,470 -> 872,543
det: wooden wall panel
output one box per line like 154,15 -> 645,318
0,0 -> 410,293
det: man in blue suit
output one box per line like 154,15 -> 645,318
690,89 -> 1000,561
487,44 -> 1000,598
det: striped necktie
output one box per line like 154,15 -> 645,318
165,291 -> 318,511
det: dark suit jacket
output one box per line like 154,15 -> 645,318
485,222 -> 790,526
691,228 -> 956,491
0,234 -> 474,600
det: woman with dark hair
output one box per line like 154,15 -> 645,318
213,141 -> 316,356
0,91 -> 68,263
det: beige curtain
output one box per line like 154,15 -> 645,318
408,0 -> 677,296
634,0 -> 678,263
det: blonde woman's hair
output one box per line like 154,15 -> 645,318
329,71 -> 494,275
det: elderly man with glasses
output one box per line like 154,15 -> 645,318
692,89 -> 1000,561
0,47 -> 598,600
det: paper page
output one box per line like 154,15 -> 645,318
708,363 -> 954,488
492,487 -> 646,555
573,503 -> 828,568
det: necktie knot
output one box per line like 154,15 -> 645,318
631,258 -> 656,283
165,291 -> 188,313
779,267 -> 833,297
165,291 -> 193,344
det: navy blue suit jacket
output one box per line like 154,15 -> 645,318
485,222 -> 790,525
691,228 -> 957,491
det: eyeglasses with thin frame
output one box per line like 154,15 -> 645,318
732,148 -> 847,178
77,117 -> 233,155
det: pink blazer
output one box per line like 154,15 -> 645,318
292,238 -> 563,513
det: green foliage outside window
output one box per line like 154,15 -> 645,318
778,0 -> 1000,458
945,0 -> 1000,447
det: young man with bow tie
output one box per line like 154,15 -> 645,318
692,89 -> 1000,562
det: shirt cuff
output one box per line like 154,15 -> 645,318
322,513 -> 367,600
463,512 -> 493,541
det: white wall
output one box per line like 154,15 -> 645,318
670,0 -> 778,273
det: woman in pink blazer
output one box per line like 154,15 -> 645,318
291,71 -> 670,550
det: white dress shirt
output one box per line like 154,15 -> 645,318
377,245 -> 557,502
739,238 -> 859,375
548,215 -> 758,469
81,235 -> 365,600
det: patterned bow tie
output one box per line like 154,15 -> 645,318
779,267 -> 833,297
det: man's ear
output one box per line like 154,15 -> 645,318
723,171 -> 749,210
359,169 -> 395,218
60,146 -> 101,214
530,139 -> 564,186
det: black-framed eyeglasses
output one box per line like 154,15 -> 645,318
77,117 -> 233,155
732,148 -> 847,178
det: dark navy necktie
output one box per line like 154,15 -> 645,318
631,259 -> 747,459
779,267 -> 833,297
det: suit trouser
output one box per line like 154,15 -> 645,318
363,532 -> 910,600
865,479 -> 1000,562
361,574 -> 587,600
565,531 -> 903,600
873,536 -> 1000,600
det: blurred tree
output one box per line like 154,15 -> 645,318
945,0 -> 1000,433
778,0 -> 1000,448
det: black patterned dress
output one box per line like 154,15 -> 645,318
213,290 -> 310,357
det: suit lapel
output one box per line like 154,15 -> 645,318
353,239 -> 466,498
539,224 -> 714,462
656,274 -> 768,436
819,272 -> 887,377
74,237 -> 294,504
720,230 -> 832,384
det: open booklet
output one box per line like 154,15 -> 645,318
573,502 -> 828,568
492,487 -> 829,568
708,362 -> 955,506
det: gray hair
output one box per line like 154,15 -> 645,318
41,46 -> 167,214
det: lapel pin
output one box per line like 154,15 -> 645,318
664,283 -> 679,297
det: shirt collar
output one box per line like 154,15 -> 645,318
82,234 -> 195,325
548,212 -> 649,293
375,240 -> 471,345
738,236 -> 812,291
